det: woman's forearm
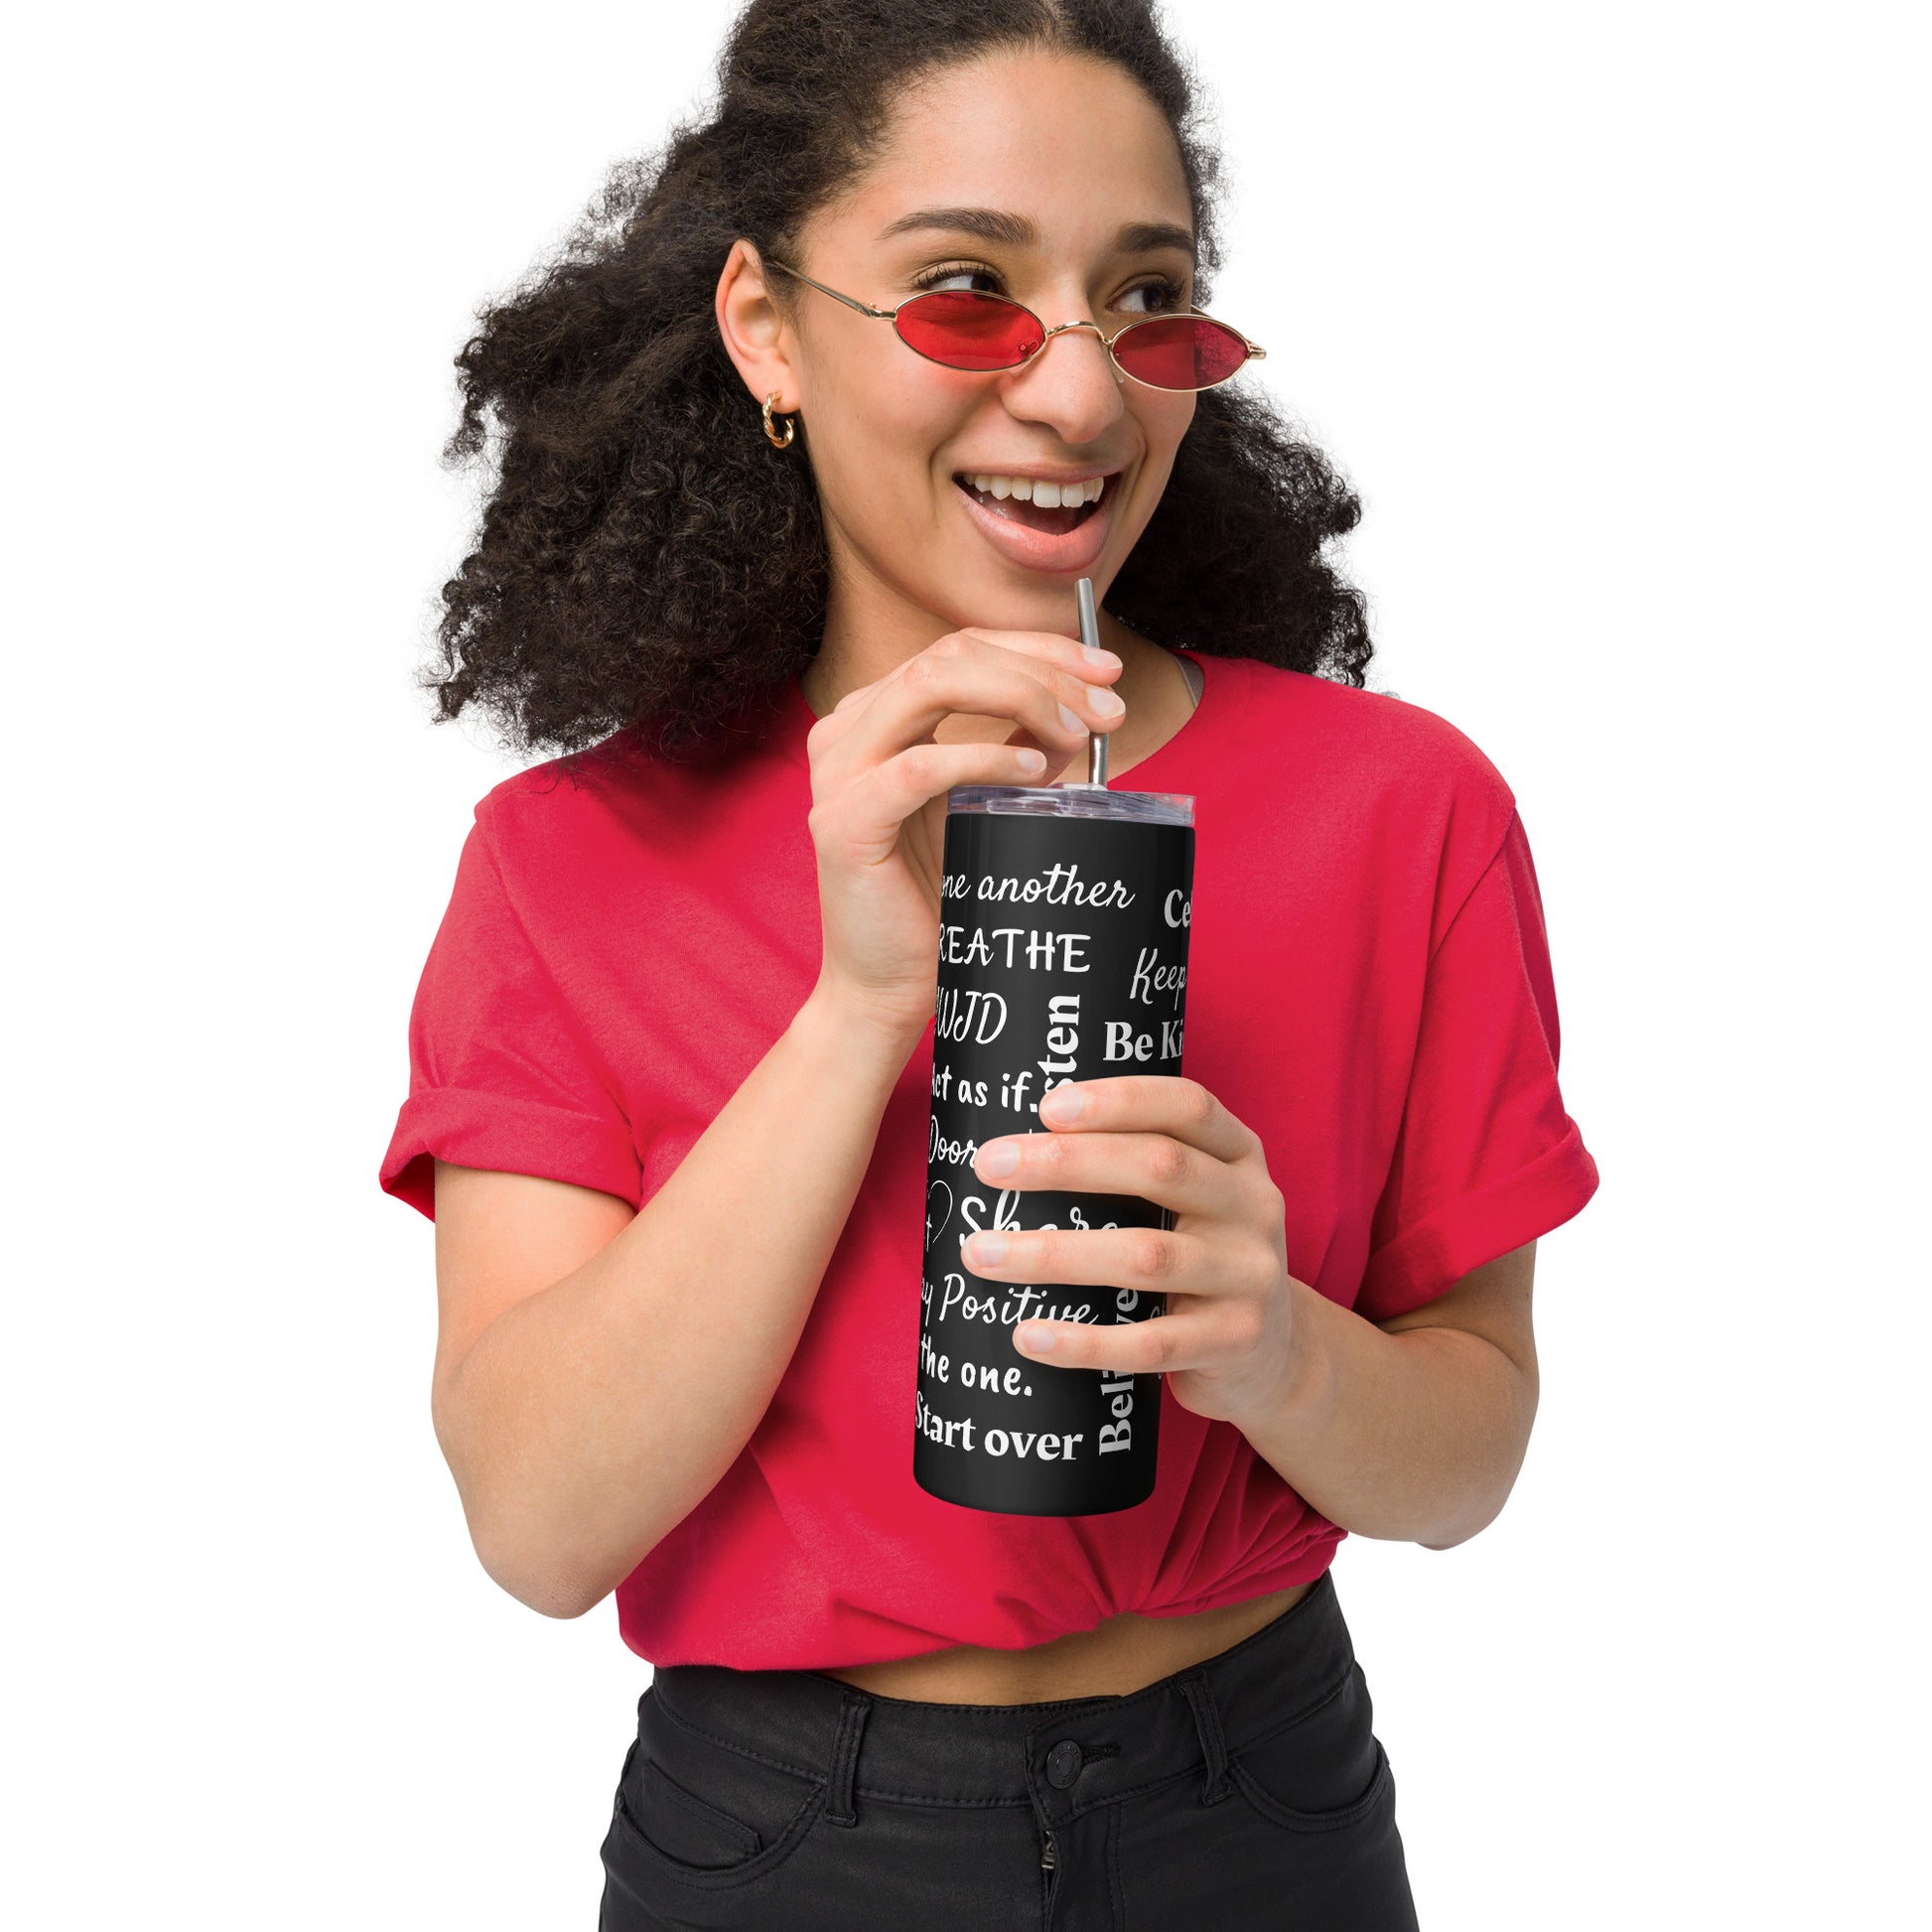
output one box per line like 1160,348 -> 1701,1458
434,983 -> 920,1617
1235,1249 -> 1540,1549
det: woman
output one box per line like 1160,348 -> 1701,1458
380,1 -> 1600,1924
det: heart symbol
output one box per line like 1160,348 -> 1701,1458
925,1180 -> 954,1249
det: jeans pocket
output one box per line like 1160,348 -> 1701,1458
602,1689 -> 828,1896
1225,1662 -> 1396,1833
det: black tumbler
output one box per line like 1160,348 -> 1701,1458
915,779 -> 1195,1515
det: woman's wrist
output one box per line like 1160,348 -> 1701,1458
796,975 -> 929,1074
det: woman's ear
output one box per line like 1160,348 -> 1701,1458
716,238 -> 800,415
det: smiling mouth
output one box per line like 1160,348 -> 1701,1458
951,474 -> 1109,536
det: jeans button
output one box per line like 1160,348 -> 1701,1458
1045,1739 -> 1084,1789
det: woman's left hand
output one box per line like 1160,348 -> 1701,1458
960,1074 -> 1304,1431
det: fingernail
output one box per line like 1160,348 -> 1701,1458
1017,1323 -> 1056,1353
1058,702 -> 1086,734
1039,1084 -> 1085,1123
980,1141 -> 1019,1176
968,1232 -> 1009,1266
1082,644 -> 1123,667
1092,689 -> 1125,718
1016,748 -> 1046,772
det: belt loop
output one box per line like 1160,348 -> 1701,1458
1179,1669 -> 1233,1805
823,1687 -> 871,1828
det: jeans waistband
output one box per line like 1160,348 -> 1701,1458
646,1569 -> 1351,1826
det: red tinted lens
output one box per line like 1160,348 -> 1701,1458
896,291 -> 1044,370
1112,316 -> 1251,389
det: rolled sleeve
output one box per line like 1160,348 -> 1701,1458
1356,810 -> 1599,1320
377,806 -> 640,1222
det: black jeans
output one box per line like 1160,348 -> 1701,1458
598,1570 -> 1419,1929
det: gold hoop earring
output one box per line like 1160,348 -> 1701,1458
762,391 -> 796,449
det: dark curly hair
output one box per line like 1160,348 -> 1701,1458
428,0 -> 1374,765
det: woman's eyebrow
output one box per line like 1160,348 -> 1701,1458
876,206 -> 1195,260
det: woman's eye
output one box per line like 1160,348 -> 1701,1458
907,267 -> 1190,311
1120,277 -> 1188,315
911,263 -> 1002,295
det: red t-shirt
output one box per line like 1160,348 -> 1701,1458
380,649 -> 1599,1669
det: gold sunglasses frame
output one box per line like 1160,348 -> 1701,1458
761,256 -> 1266,392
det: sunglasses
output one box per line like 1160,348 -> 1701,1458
762,257 -> 1266,392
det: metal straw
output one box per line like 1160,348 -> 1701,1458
1075,576 -> 1108,788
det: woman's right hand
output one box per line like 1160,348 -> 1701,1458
803,626 -> 1126,1043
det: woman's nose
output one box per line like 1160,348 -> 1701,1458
1003,322 -> 1126,438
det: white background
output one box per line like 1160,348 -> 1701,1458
7,2 -> 1925,1923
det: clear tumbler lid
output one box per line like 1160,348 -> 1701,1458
946,784 -> 1193,827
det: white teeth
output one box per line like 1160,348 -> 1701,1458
958,473 -> 1110,505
